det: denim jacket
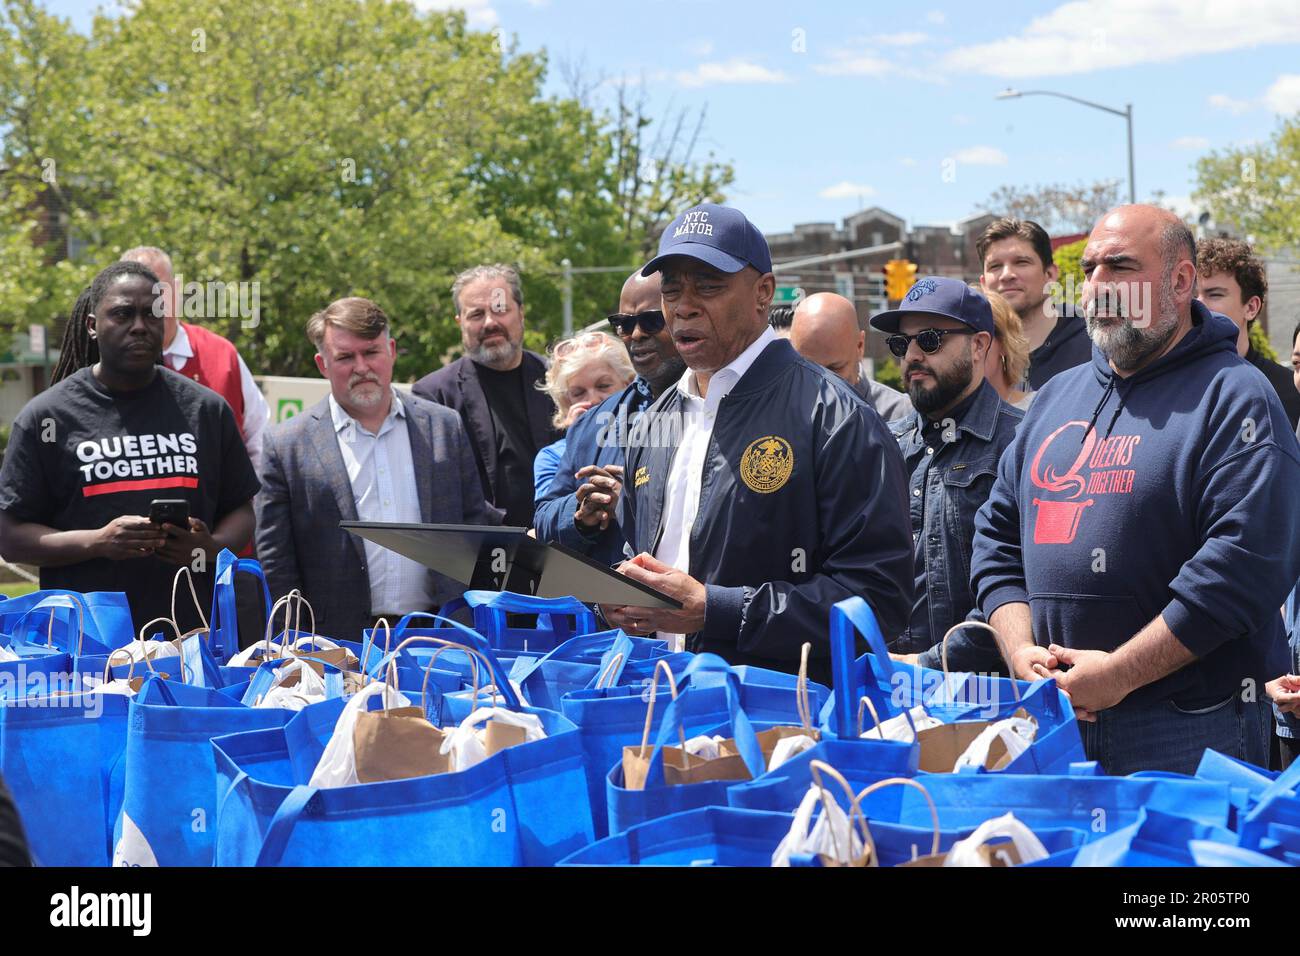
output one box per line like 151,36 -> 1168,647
889,380 -> 1023,671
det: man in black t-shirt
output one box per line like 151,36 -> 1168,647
0,262 -> 259,633
412,264 -> 560,526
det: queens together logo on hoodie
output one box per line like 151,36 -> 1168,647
1029,421 -> 1141,545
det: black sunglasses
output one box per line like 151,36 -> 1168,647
885,327 -> 976,358
607,310 -> 666,337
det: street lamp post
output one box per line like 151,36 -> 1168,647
997,88 -> 1135,204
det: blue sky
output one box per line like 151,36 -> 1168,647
47,0 -> 1300,235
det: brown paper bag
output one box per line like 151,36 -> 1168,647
719,726 -> 820,763
352,706 -> 451,783
912,707 -> 1027,773
289,646 -> 359,671
621,743 -> 755,791
482,720 -> 529,757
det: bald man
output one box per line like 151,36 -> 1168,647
532,267 -> 686,563
791,293 -> 913,423
972,204 -> 1300,775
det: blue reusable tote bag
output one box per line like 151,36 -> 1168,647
112,675 -> 291,866
0,622 -> 131,867
439,590 -> 599,653
209,549 -> 274,663
0,591 -> 132,655
1073,807 -> 1287,867
605,655 -> 767,836
213,616 -> 593,866
559,806 -> 797,866
825,597 -> 1082,774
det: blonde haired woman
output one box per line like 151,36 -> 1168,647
533,331 -> 635,498
976,285 -> 1034,409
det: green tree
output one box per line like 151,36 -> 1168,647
0,0 -> 98,337
979,180 -> 1120,234
1194,115 -> 1300,252
1052,237 -> 1087,306
1,0 -> 731,380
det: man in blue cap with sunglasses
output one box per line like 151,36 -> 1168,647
869,277 -> 1024,673
532,268 -> 686,565
600,203 -> 914,683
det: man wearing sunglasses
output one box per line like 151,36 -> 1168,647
868,277 -> 1023,673
531,268 -> 686,565
600,202 -> 914,683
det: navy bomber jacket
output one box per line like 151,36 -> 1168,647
618,337 -> 915,683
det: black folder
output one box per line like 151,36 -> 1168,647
340,521 -> 681,609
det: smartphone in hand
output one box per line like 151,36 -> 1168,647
149,499 -> 190,528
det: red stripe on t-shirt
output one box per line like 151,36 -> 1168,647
82,476 -> 199,498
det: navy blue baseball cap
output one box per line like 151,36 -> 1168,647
869,276 -> 995,335
642,203 -> 773,277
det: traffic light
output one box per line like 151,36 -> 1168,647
884,259 -> 918,301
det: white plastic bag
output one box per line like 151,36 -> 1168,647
944,812 -> 1049,867
682,734 -> 728,760
772,784 -> 864,867
861,704 -> 943,741
0,645 -> 18,663
439,707 -> 546,771
952,716 -> 1038,771
82,674 -> 139,697
767,733 -> 818,771
256,659 -> 329,711
118,638 -> 181,664
309,681 -> 412,788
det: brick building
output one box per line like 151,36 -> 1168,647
766,207 -> 997,365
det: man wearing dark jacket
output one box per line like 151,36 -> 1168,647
412,264 -> 560,526
532,268 -> 686,565
602,203 -> 914,683
1196,237 -> 1300,431
979,217 -> 1092,390
870,277 -> 1024,673
972,205 -> 1300,775
257,298 -> 500,642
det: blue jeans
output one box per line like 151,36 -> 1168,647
1080,693 -> 1272,776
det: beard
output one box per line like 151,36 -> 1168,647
906,346 -> 974,416
1086,282 -> 1178,371
347,373 -> 386,408
466,331 -> 521,369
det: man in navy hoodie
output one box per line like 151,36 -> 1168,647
972,204 -> 1300,775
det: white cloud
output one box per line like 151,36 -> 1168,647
952,146 -> 1008,166
1208,93 -> 1253,115
943,0 -> 1300,77
873,31 -> 929,47
819,181 -> 877,200
1264,74 -> 1300,116
413,0 -> 498,28
814,52 -> 893,77
1171,136 -> 1210,149
925,10 -> 946,25
675,58 -> 789,88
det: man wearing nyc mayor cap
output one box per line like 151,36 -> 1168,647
869,277 -> 1024,675
603,203 -> 914,684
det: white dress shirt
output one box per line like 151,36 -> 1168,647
653,326 -> 777,649
164,323 -> 270,473
328,390 -> 435,616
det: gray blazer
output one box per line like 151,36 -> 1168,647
254,393 -> 501,642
